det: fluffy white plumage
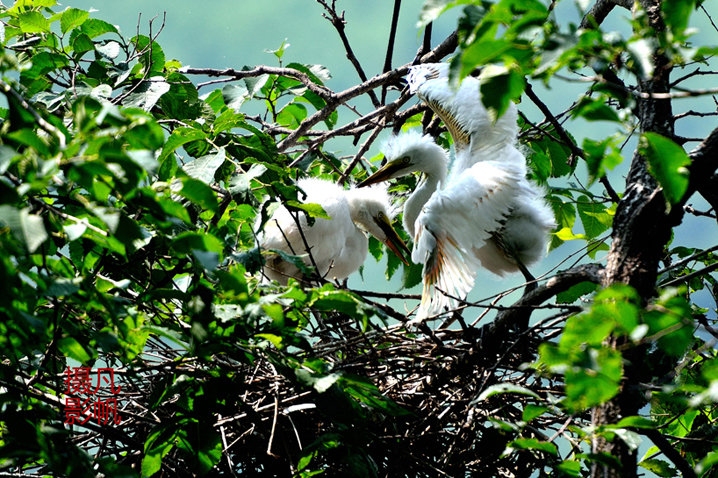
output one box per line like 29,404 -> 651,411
260,178 -> 409,285
360,63 -> 556,320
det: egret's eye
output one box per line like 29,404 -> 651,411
401,156 -> 411,165
377,211 -> 386,221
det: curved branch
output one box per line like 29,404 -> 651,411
580,0 -> 632,29
277,32 -> 457,152
685,126 -> 718,216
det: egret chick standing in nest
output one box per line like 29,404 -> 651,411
359,63 -> 555,321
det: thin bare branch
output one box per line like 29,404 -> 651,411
182,66 -> 333,99
316,0 -> 380,108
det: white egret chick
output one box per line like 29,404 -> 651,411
260,178 -> 410,285
360,132 -> 553,320
358,64 -> 555,321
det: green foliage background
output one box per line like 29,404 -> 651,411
1,0 -> 717,477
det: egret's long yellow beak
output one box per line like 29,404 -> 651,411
357,157 -> 405,188
374,213 -> 411,266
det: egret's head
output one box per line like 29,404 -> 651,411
346,185 -> 411,265
358,130 -> 448,187
406,63 -> 448,93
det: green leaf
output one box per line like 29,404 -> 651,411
418,0 -> 455,28
0,206 -> 48,252
474,383 -> 539,402
74,18 -> 118,39
286,201 -> 331,220
183,148 -> 226,185
555,461 -> 581,477
18,11 -> 50,33
265,39 -> 290,59
159,127 -> 208,161
583,136 -> 624,184
310,289 -> 362,315
661,0 -> 696,37
564,348 -> 622,411
639,458 -> 677,478
572,96 -> 620,122
172,231 -> 224,257
507,438 -> 557,455
132,35 -> 165,76
556,281 -> 598,304
178,177 -> 218,212
644,289 -> 693,356
71,33 -> 94,55
61,8 -> 89,34
614,416 -> 655,429
121,77 -> 171,111
522,404 -> 548,422
576,196 -> 611,238
561,313 -> 615,349
402,260 -> 423,289
96,40 -> 121,60
639,133 -> 691,206
58,337 -> 93,363
222,84 -> 249,112
277,102 -> 307,129
461,39 -> 512,73
479,66 -> 525,120
46,277 -> 82,297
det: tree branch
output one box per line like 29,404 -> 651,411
685,126 -> 718,216
580,0 -> 632,29
381,0 -> 403,104
636,428 -> 697,478
525,82 -> 620,203
278,32 -> 457,153
181,66 -> 333,100
316,0 -> 381,108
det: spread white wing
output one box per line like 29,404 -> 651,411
411,154 -> 527,319
408,64 -> 519,175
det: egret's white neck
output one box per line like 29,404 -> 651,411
403,155 -> 447,238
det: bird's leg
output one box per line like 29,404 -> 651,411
515,257 -> 537,295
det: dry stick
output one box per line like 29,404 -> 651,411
659,262 -> 718,288
657,244 -> 718,275
416,22 -> 433,62
278,31 -> 458,153
337,94 -> 413,184
294,94 -> 421,165
381,0 -> 403,104
182,66 -> 333,99
524,82 -> 621,203
316,0 -> 380,108
425,264 -> 605,391
339,123 -> 384,185
669,68 -> 718,88
674,109 -> 718,120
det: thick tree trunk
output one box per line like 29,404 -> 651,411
591,1 -> 674,477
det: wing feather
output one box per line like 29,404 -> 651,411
411,158 -> 527,319
408,64 -> 519,174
